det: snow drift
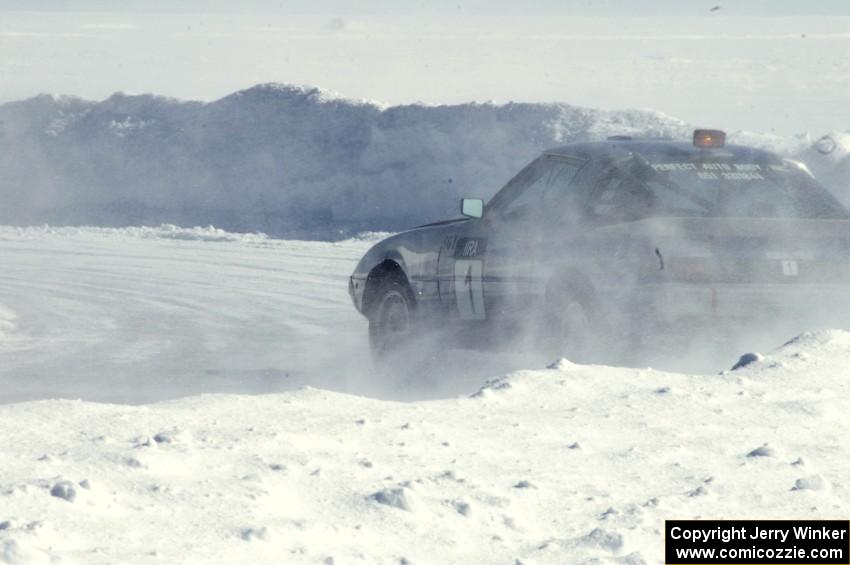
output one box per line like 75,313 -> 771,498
2,84 -> 848,239
1,330 -> 849,564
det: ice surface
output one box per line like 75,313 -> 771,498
0,226 -> 543,405
0,226 -> 378,404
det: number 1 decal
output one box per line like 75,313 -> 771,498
454,259 -> 485,320
781,259 -> 799,277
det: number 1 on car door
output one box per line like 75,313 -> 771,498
454,259 -> 485,320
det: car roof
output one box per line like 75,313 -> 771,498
543,139 -> 781,163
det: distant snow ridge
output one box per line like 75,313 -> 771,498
0,224 -> 270,243
134,224 -> 269,243
0,83 -> 848,239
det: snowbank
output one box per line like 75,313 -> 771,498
3,83 -> 846,239
0,224 -> 391,246
0,224 -> 269,244
1,330 -> 848,563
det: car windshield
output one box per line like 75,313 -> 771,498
589,152 -> 850,221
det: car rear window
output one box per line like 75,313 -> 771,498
590,153 -> 850,221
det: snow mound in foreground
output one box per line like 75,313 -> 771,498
1,330 -> 849,563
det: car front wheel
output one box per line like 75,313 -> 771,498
368,279 -> 415,360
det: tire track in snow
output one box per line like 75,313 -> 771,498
0,229 -> 373,404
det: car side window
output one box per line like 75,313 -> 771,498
587,169 -> 658,222
491,156 -> 583,220
587,163 -> 710,223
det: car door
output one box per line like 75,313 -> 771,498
436,219 -> 488,321
437,154 -> 585,323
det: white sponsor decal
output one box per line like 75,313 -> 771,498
781,260 -> 799,277
652,162 -> 765,181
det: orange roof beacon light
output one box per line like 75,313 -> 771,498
693,129 -> 726,148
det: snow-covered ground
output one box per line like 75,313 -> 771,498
1,226 -> 849,564
0,226 -> 532,405
0,225 -> 373,405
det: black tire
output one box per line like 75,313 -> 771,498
368,278 -> 415,361
538,279 -> 602,363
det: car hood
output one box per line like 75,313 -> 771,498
352,217 -> 472,278
412,217 -> 471,230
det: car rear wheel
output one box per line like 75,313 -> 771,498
539,281 -> 601,363
368,279 -> 415,360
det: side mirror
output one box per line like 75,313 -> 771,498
460,198 -> 484,219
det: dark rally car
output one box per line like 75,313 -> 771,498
349,130 -> 850,362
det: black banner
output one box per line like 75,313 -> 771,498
666,520 -> 849,564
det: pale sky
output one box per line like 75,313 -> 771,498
1,3 -> 849,134
1,0 -> 850,15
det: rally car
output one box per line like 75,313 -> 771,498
349,130 -> 850,362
